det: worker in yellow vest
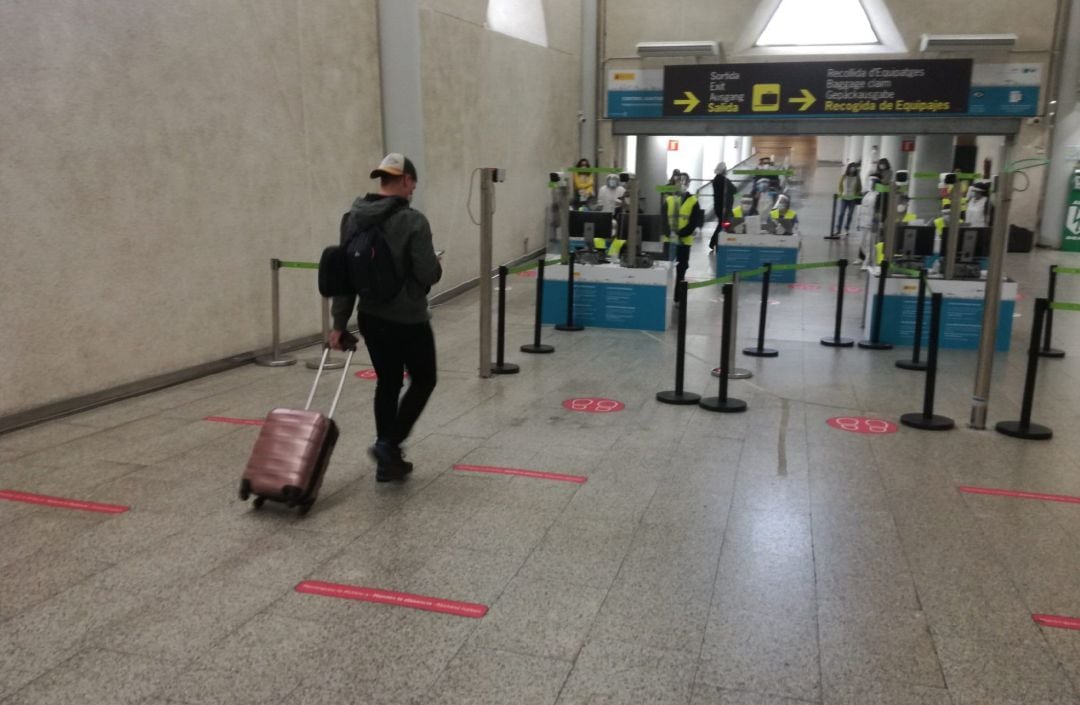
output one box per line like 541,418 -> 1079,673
934,201 -> 952,238
725,195 -> 755,234
662,175 -> 703,293
767,194 -> 798,235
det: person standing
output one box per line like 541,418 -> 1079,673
330,153 -> 442,483
572,158 -> 596,208
662,174 -> 702,296
708,162 -> 736,251
835,162 -> 862,236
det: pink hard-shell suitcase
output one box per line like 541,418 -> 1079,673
239,345 -> 354,515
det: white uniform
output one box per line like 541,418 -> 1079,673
596,184 -> 626,213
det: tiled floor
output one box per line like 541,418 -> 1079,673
3,167 -> 1080,704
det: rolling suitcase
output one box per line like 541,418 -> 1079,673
239,343 -> 355,515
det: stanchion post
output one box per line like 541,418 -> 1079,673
900,293 -> 954,430
714,271 -> 753,379
305,297 -> 345,370
657,280 -> 701,405
996,298 -> 1053,440
700,283 -> 747,413
858,260 -> 894,350
555,251 -> 584,332
825,194 -> 841,239
821,259 -> 853,347
896,269 -> 929,371
491,266 -> 520,375
743,263 -> 779,358
255,258 -> 297,367
521,257 -> 554,354
1040,265 -> 1066,358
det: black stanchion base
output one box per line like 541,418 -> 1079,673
900,413 -> 955,431
554,323 -> 584,332
699,396 -> 748,413
823,235 -> 842,241
1038,348 -> 1066,359
857,340 -> 894,350
820,337 -> 854,348
895,359 -> 928,371
520,343 -> 555,354
995,420 -> 1053,440
742,347 -> 779,358
491,363 -> 520,375
656,390 -> 702,405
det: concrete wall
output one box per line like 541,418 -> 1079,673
418,0 -> 581,289
2,0 -> 582,419
1,1 -> 383,417
817,136 -> 846,164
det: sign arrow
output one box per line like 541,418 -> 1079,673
673,91 -> 701,113
788,88 -> 816,111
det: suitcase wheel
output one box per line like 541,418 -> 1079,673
282,485 -> 302,508
297,500 -> 314,516
253,496 -> 266,510
239,479 -> 252,501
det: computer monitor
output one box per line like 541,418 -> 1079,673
896,225 -> 935,258
940,226 -> 991,261
568,210 -> 613,241
616,213 -> 663,254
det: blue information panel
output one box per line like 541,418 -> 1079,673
541,280 -> 668,331
877,295 -> 1013,350
715,245 -> 799,283
607,91 -> 666,118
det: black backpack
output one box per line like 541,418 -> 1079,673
319,204 -> 405,302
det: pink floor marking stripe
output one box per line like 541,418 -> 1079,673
452,464 -> 587,484
958,485 -> 1080,505
204,416 -> 265,426
1033,614 -> 1080,630
0,490 -> 129,514
295,581 -> 488,618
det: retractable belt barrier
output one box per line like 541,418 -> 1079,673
1040,265 -> 1080,358
255,258 -> 343,369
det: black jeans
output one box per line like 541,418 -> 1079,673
357,313 -> 437,446
836,199 -> 858,232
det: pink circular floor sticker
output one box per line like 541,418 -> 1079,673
562,398 -> 625,413
789,283 -> 820,291
827,417 -> 898,435
831,285 -> 864,294
518,270 -> 538,278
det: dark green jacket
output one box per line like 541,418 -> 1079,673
331,194 -> 442,327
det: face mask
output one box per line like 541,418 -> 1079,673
607,177 -> 619,188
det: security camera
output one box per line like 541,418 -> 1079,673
576,111 -> 587,124
549,171 -> 567,186
619,172 -> 633,183
1027,116 -> 1042,126
894,170 -> 909,184
940,172 -> 957,185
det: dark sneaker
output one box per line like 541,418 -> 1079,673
369,443 -> 413,482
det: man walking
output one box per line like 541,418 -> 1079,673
330,153 -> 442,482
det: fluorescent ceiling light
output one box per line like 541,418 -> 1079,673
636,41 -> 721,58
919,34 -> 1017,51
756,0 -> 878,47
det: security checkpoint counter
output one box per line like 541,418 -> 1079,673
541,261 -> 675,331
862,267 -> 1017,350
714,231 -> 800,283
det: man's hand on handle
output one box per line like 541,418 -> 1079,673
329,329 -> 358,352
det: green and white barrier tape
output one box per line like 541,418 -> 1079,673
687,274 -> 735,290
279,261 -> 319,270
890,265 -> 922,278
1050,301 -> 1080,312
1053,266 -> 1080,276
685,260 -> 837,289
874,184 -> 890,193
508,257 -> 563,275
655,184 -> 680,193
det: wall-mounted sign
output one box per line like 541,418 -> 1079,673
663,59 -> 972,119
667,140 -> 679,151
901,139 -> 916,152
606,69 -> 664,118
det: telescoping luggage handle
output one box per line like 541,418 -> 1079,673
304,345 -> 355,419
